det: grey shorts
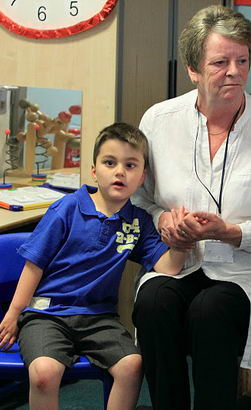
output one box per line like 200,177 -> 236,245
17,312 -> 139,369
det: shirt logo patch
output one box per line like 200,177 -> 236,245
116,218 -> 140,253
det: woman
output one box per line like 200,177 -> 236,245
132,6 -> 251,410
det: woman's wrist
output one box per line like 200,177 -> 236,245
218,223 -> 242,247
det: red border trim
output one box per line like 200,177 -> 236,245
234,0 -> 251,5
0,0 -> 118,39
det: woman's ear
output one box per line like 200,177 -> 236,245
187,65 -> 199,85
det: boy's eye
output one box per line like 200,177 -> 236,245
104,160 -> 114,166
126,163 -> 136,168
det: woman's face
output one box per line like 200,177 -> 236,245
187,32 -> 250,106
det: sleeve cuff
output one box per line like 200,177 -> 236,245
152,208 -> 166,230
238,222 -> 251,252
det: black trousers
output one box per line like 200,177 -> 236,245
132,269 -> 250,410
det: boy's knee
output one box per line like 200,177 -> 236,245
29,357 -> 65,391
109,354 -> 142,381
120,353 -> 142,376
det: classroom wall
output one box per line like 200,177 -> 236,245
0,10 -> 118,185
235,4 -> 251,93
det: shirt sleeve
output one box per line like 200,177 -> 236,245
129,210 -> 169,272
238,222 -> 251,252
18,207 -> 67,269
131,107 -> 166,229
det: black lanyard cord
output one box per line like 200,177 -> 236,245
194,104 -> 242,215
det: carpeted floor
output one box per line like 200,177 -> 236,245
1,372 -> 250,409
0,377 -> 151,410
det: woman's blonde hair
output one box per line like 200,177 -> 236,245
179,5 -> 251,72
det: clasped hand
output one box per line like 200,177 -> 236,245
159,207 -> 227,249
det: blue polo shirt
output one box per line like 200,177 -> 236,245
18,185 -> 168,315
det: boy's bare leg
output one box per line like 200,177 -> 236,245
28,357 -> 66,410
107,354 -> 143,410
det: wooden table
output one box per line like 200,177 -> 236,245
0,207 -> 47,232
0,167 -> 79,232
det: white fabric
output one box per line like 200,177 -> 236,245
132,89 -> 251,368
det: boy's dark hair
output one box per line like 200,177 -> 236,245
93,122 -> 149,167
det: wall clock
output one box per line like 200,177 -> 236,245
0,0 -> 118,39
234,1 -> 251,4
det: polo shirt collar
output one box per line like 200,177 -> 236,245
76,184 -> 134,223
118,199 -> 134,224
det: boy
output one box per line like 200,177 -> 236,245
0,123 -> 187,410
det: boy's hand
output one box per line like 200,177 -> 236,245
159,206 -> 195,250
0,260 -> 43,351
161,228 -> 194,251
0,312 -> 19,351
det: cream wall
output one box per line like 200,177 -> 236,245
0,10 -> 118,185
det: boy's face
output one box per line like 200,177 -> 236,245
91,139 -> 145,207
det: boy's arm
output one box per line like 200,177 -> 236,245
153,248 -> 186,276
0,260 -> 43,350
152,206 -> 191,275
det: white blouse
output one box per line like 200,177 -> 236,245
132,89 -> 251,368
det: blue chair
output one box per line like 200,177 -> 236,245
0,232 -> 113,408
